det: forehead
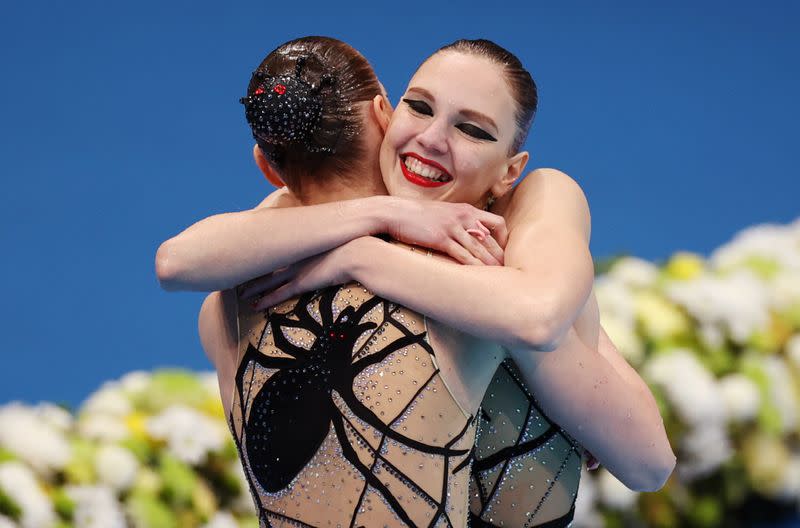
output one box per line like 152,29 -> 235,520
408,52 -> 517,132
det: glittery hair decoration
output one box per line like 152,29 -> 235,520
240,57 -> 338,155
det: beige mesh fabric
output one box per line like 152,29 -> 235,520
469,360 -> 582,528
228,282 -> 476,527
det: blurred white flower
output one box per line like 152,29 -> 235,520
147,405 -> 226,465
200,371 -> 222,396
762,356 -> 798,433
711,223 -> 800,273
118,371 -> 151,395
65,485 -> 126,528
94,444 -> 140,492
228,461 -> 258,515
643,349 -> 726,426
719,374 -> 761,423
698,322 -> 725,349
768,270 -> 800,310
774,454 -> 800,502
80,384 -> 131,417
0,461 -> 57,528
679,424 -> 733,481
0,515 -> 15,528
77,414 -> 129,442
202,511 -> 239,528
786,334 -> 800,370
666,270 -> 771,344
0,403 -> 72,476
596,468 -> 639,510
33,403 -> 73,432
608,257 -> 660,289
599,316 -> 644,365
595,277 -> 636,328
572,467 -> 603,528
775,454 -> 800,502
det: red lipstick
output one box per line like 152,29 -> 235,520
399,153 -> 452,188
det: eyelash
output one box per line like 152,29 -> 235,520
402,98 -> 497,142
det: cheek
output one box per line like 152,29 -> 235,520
387,114 -> 422,149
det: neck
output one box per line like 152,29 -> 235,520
297,176 -> 386,205
295,148 -> 387,206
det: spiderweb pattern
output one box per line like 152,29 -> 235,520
469,360 -> 583,528
227,282 -> 476,527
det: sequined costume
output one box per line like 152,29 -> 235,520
469,360 -> 582,527
228,283 -> 477,527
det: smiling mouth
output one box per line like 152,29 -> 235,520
399,153 -> 453,187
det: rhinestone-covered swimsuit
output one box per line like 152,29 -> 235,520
228,283 -> 477,527
469,360 -> 582,527
229,281 -> 583,527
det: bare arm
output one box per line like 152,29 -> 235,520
508,290 -> 675,492
198,289 -> 239,414
254,169 -> 594,351
156,191 -> 507,292
157,190 -> 389,291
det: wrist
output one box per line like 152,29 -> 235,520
344,236 -> 380,283
349,196 -> 394,236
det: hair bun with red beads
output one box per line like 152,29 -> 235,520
240,56 -> 337,154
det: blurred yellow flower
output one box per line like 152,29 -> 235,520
634,291 -> 692,341
125,411 -> 149,439
664,252 -> 705,280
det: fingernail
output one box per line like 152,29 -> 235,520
466,228 -> 486,241
476,220 -> 491,235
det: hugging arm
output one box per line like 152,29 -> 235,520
156,187 -> 506,292
249,168 -> 676,488
255,169 -> 594,350
509,317 -> 675,492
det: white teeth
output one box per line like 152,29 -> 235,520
403,157 -> 449,182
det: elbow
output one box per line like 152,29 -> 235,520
155,239 -> 184,291
626,449 -> 677,492
513,297 -> 564,351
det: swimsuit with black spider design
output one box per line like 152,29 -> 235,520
228,282 -> 477,527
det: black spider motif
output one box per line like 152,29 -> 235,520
231,286 -> 473,527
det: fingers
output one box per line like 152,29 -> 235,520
253,281 -> 297,311
444,240 -> 485,266
583,450 -> 600,470
453,228 -> 500,266
240,267 -> 296,299
479,230 -> 505,265
478,213 -> 508,248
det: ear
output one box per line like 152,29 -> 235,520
371,94 -> 393,134
252,143 -> 285,188
491,150 -> 529,198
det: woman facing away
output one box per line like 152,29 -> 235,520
157,37 -> 675,527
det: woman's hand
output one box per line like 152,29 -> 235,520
383,198 -> 507,265
241,238 -> 368,309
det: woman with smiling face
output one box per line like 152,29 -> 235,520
158,38 -> 675,526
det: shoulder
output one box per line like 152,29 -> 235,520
255,187 -> 300,209
515,168 -> 587,207
503,167 -> 591,242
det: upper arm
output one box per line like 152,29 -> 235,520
198,290 -> 239,373
501,169 -> 595,345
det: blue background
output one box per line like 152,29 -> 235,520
0,1 -> 797,407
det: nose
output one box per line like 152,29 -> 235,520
416,117 -> 448,154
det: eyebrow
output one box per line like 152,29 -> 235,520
406,86 -> 499,134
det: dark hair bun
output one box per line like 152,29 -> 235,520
240,57 -> 335,153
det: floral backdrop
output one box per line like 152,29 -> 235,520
1,218 -> 799,528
